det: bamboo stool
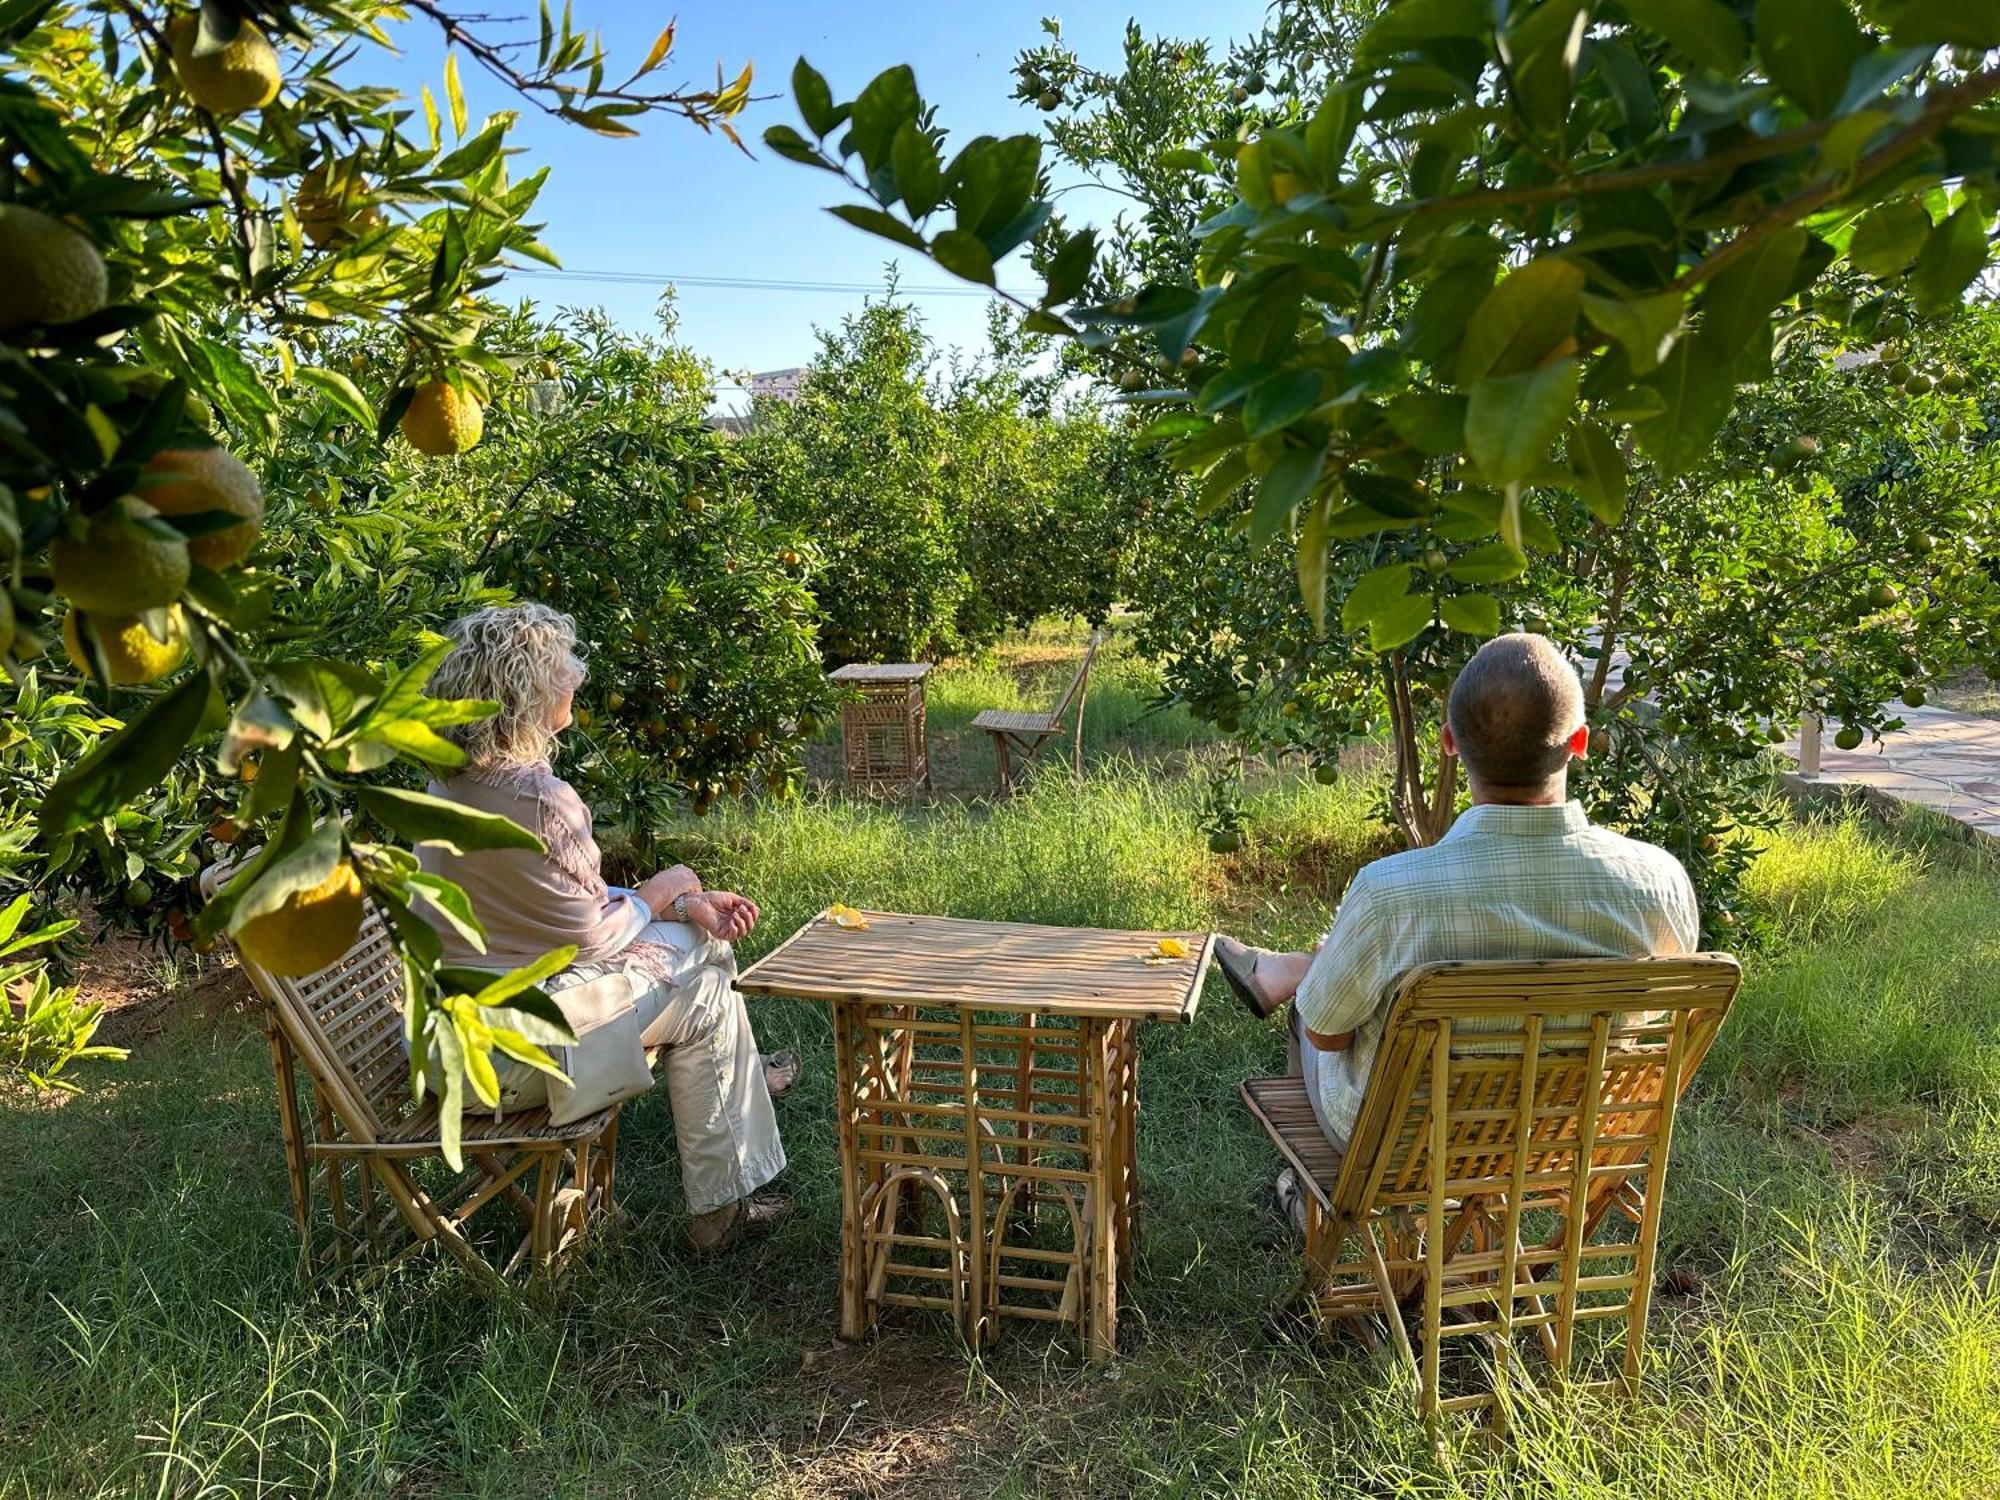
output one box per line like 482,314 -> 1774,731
740,910 -> 1210,1361
1242,955 -> 1740,1430
830,662 -> 932,792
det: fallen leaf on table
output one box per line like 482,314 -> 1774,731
1152,937 -> 1191,959
828,904 -> 871,931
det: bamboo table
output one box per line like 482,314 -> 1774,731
738,910 -> 1211,1361
828,662 -> 932,791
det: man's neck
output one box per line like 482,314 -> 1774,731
1467,777 -> 1568,808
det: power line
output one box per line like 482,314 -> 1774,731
504,266 -> 1032,299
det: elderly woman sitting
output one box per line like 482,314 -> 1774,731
419,603 -> 796,1252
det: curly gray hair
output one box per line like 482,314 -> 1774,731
428,603 -> 587,768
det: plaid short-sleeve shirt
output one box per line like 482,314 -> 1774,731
1293,801 -> 1700,1144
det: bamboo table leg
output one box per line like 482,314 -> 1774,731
832,1000 -> 867,1340
1085,1018 -> 1119,1363
266,1025 -> 315,1275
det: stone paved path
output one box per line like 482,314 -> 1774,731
1782,705 -> 2000,841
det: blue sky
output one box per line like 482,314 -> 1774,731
372,2 -> 1267,408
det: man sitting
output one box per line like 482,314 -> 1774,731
1215,632 -> 1699,1227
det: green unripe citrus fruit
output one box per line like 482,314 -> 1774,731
1834,725 -> 1864,750
0,205 -> 108,334
51,498 -> 190,614
140,446 -> 265,569
168,13 -> 281,115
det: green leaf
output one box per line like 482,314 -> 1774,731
762,123 -> 826,166
1440,593 -> 1502,637
1848,199 -> 1931,277
1465,358 -> 1581,485
1357,0 -> 1494,69
1250,440 -> 1328,549
1889,0 -> 2000,47
1910,204 -> 1990,315
405,871 -> 486,953
1633,333 -> 1736,475
295,367 -> 375,429
1043,228 -> 1097,306
1755,0 -> 1871,117
355,786 -> 543,855
1580,290 -> 1683,375
825,203 -> 929,253
928,229 -> 996,286
1623,0 -> 1749,74
443,49 -> 468,137
40,672 -> 211,839
432,1006 -> 466,1169
1340,562 -> 1415,633
228,821 -> 345,931
1296,497 -> 1332,635
793,57 -> 841,137
1446,540 -> 1529,583
472,947 -> 580,1009
1368,594 -> 1435,652
1457,257 -> 1585,385
846,64 -> 920,173
1569,419 -> 1629,525
1304,83 -> 1361,180
891,120 -> 943,217
1385,390 -> 1468,454
1701,226 -> 1806,353
1244,369 -> 1324,438
1502,0 -> 1589,137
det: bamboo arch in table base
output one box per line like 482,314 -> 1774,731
829,998 -> 1145,1361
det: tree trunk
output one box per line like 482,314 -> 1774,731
1384,654 -> 1459,848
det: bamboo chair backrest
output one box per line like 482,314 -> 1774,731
1047,631 -> 1102,722
200,864 -> 410,1144
1330,956 -> 1741,1220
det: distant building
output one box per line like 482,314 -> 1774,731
750,367 -> 805,403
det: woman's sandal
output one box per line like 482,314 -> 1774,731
1214,936 -> 1284,1020
762,1049 -> 802,1099
688,1190 -> 792,1254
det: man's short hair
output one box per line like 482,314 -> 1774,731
1446,633 -> 1585,788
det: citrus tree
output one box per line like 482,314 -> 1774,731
0,0 -> 754,1146
771,0 -> 2000,922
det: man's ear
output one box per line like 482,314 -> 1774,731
1567,723 -> 1591,759
1440,722 -> 1458,757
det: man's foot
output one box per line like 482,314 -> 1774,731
1214,935 -> 1299,1019
763,1049 -> 802,1098
688,1190 -> 791,1254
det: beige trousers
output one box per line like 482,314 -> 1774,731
492,922 -> 787,1215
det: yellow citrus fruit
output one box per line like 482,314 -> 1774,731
235,860 -> 366,977
399,379 -> 485,456
62,606 -> 189,685
49,497 -> 190,614
140,446 -> 265,569
293,165 -> 384,249
0,204 -> 108,334
168,13 -> 281,115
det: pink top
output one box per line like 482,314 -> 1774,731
416,762 -> 675,980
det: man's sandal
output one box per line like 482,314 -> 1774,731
1214,936 -> 1285,1020
688,1190 -> 792,1254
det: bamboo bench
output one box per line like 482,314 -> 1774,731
1242,954 -> 1740,1430
971,630 -> 1102,794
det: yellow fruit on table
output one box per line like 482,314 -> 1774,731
234,860 -> 366,977
168,13 -> 281,115
50,498 -> 190,614
293,165 -> 384,249
140,446 -> 265,569
62,606 -> 188,685
400,379 -> 485,455
0,204 -> 108,333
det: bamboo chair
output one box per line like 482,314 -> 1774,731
199,865 -> 627,1287
1241,954 -> 1741,1430
971,630 -> 1102,794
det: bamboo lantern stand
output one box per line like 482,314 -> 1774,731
829,663 -> 932,793
739,910 -> 1210,1362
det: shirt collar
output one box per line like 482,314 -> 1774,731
1439,801 -> 1591,842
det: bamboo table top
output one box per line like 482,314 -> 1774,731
828,662 -> 933,683
738,910 -> 1212,1023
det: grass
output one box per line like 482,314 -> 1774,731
6,666 -> 2000,1496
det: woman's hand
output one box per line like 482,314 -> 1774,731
686,890 -> 759,943
636,864 -> 701,921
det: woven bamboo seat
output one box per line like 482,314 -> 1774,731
1242,954 -> 1740,1431
972,632 -> 1101,793
200,863 -> 631,1285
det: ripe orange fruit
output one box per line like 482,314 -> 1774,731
62,606 -> 189,684
168,13 -> 281,115
234,861 -> 366,977
400,379 -> 485,455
